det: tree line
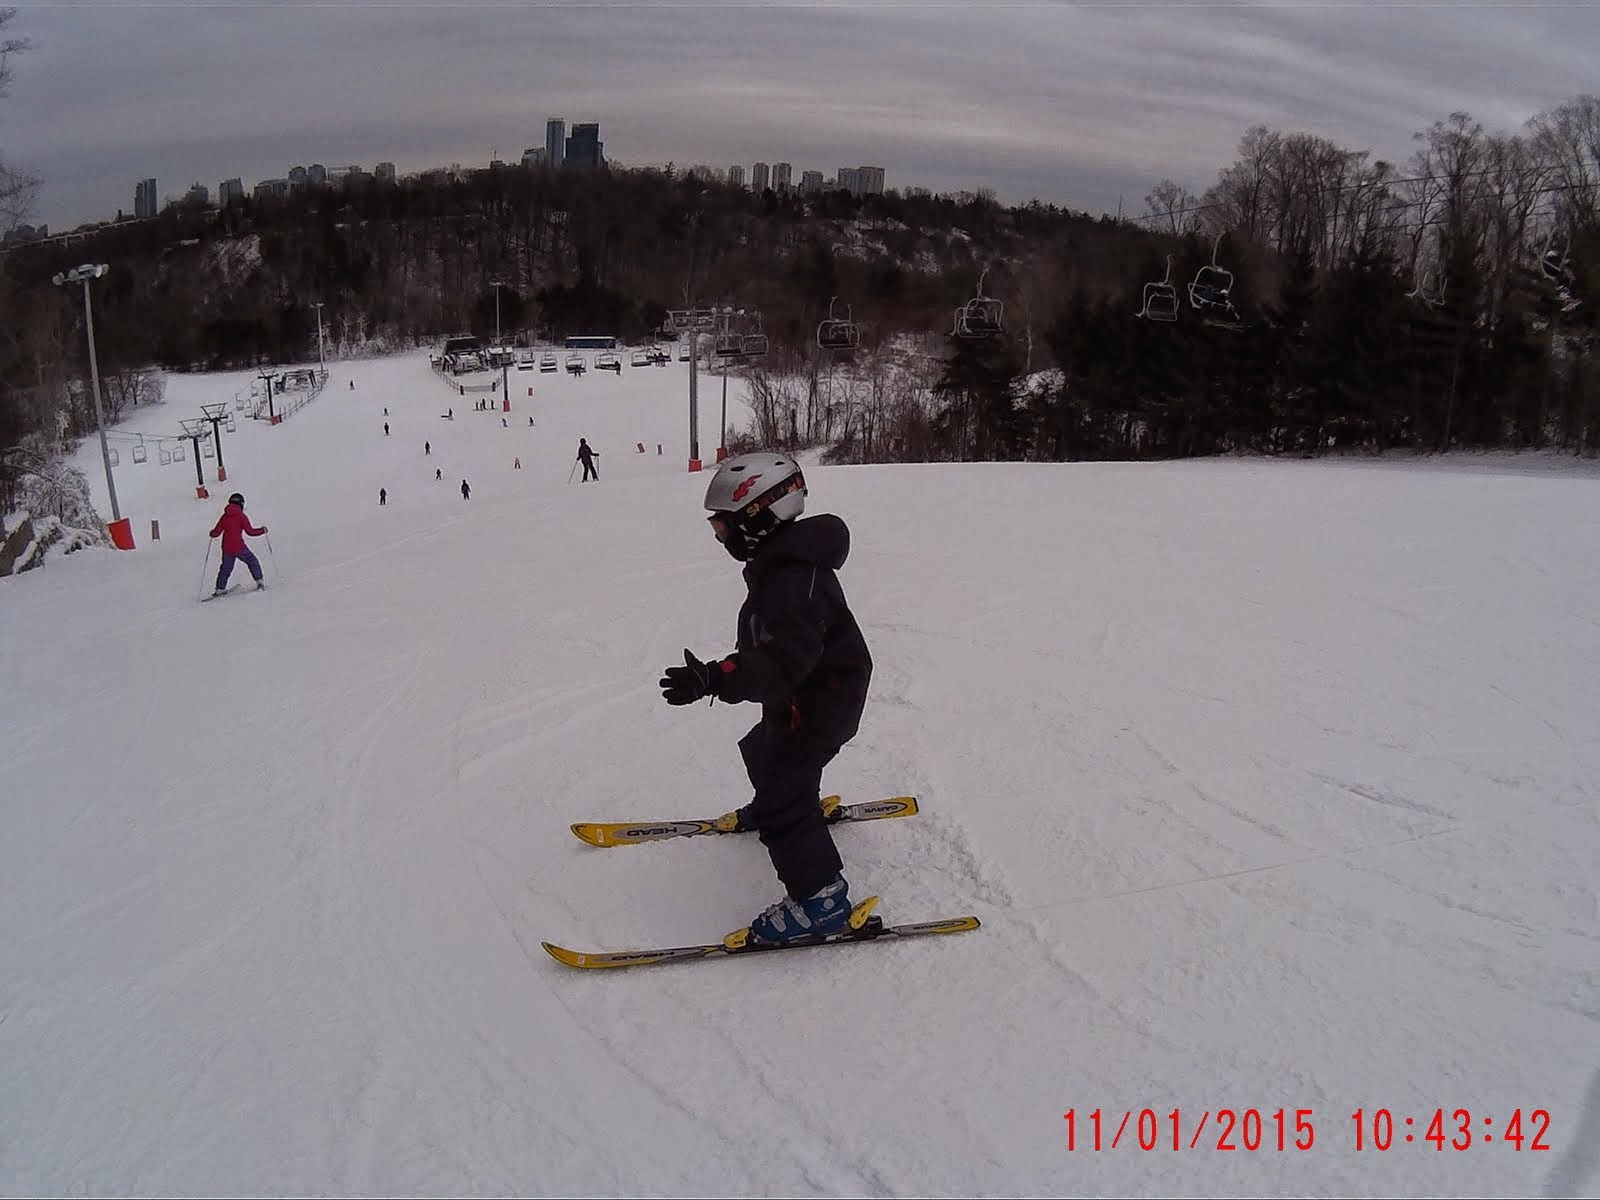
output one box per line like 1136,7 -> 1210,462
2,75 -> 1596,482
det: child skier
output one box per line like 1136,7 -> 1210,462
208,492 -> 268,594
658,452 -> 872,945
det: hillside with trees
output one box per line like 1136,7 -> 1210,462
3,86 -> 1597,486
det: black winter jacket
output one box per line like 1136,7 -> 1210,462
717,514 -> 872,747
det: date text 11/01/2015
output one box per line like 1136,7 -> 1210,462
1063,1108 -> 1552,1152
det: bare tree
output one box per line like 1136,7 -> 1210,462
1143,179 -> 1201,237
0,7 -> 36,233
1528,95 -> 1600,233
100,367 -> 166,423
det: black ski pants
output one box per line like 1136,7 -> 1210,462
739,721 -> 843,901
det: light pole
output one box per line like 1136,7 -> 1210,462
51,262 -> 131,547
313,302 -> 326,373
490,279 -> 507,345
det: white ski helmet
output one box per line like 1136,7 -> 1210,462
703,452 -> 807,560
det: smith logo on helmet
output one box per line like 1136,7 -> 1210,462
731,474 -> 762,503
743,474 -> 804,517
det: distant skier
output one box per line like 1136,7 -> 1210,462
502,417 -> 508,428
461,479 -> 471,500
425,441 -> 430,455
658,453 -> 872,946
351,380 -> 356,390
514,457 -> 522,469
383,406 -> 388,415
529,416 -> 535,427
380,487 -> 387,506
436,467 -> 442,481
577,438 -> 599,482
208,491 -> 269,595
384,422 -> 390,436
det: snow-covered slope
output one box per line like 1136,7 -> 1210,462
3,350 -> 1597,1196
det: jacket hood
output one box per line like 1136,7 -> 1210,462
754,513 -> 850,572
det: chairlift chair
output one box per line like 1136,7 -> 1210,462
630,348 -> 652,368
1406,270 -> 1443,310
817,297 -> 860,352
540,352 -> 558,373
565,353 -> 586,375
201,440 -> 214,458
225,414 -> 237,434
597,352 -> 622,374
158,446 -> 172,466
131,438 -> 148,464
1188,233 -> 1238,320
678,343 -> 692,361
1539,234 -> 1581,310
1137,256 -> 1180,322
953,268 -> 1003,340
650,344 -> 670,365
173,443 -> 186,462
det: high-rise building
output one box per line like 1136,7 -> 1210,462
521,146 -> 544,169
564,122 -> 604,169
837,167 -> 861,196
219,177 -> 245,205
800,170 -> 825,195
728,164 -> 745,188
134,178 -> 158,219
288,165 -> 308,189
253,178 -> 291,201
185,181 -> 209,206
375,162 -> 397,182
545,118 -> 566,169
752,162 -> 770,192
308,163 -> 327,186
772,162 -> 792,192
856,165 -> 886,195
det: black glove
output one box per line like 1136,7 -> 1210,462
660,649 -> 718,706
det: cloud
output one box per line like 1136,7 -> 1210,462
2,1 -> 1595,227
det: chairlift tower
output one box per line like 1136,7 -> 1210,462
666,305 -> 723,470
200,402 -> 230,482
178,419 -> 210,498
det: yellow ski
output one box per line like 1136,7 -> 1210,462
543,906 -> 980,971
571,795 -> 918,848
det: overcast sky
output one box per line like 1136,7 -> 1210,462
3,1 -> 1596,230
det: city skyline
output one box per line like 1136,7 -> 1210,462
4,5 -> 1597,231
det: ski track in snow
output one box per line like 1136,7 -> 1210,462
3,350 -> 1600,1196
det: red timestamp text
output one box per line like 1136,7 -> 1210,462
1064,1108 -> 1317,1152
1350,1107 -> 1552,1151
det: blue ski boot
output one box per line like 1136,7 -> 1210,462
745,876 -> 852,945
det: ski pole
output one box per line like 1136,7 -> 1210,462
567,458 -> 578,484
265,533 -> 279,581
197,539 -> 213,600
